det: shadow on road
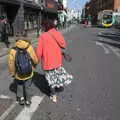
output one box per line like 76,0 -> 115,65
33,72 -> 51,96
8,73 -> 50,97
9,72 -> 64,96
9,73 -> 50,96
33,72 -> 64,95
9,80 -> 17,93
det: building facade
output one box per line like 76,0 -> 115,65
62,0 -> 68,9
114,0 -> 120,11
83,0 -> 120,24
57,0 -> 68,28
0,0 -> 62,36
0,0 -> 42,36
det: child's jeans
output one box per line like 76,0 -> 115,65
15,78 -> 32,101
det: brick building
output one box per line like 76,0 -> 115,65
84,0 -> 120,24
114,0 -> 120,11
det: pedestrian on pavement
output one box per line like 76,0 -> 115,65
35,20 -> 73,103
8,37 -> 38,106
84,18 -> 88,28
0,16 -> 10,48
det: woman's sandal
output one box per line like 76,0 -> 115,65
50,95 -> 57,103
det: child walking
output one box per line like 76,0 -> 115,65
8,37 -> 38,106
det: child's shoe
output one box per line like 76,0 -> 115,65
18,97 -> 25,105
50,95 -> 57,103
25,100 -> 31,106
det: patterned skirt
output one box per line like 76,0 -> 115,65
45,67 -> 73,88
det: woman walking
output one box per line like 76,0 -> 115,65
36,20 -> 73,103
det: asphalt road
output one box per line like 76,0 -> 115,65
0,25 -> 120,120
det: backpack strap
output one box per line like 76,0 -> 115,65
48,32 -> 60,47
12,47 -> 17,51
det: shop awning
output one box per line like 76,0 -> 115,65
24,1 -> 41,10
0,0 -> 20,5
43,8 -> 57,14
0,0 -> 41,10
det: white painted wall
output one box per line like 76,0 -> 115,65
63,0 -> 68,9
67,9 -> 74,21
34,0 -> 40,4
67,9 -> 81,21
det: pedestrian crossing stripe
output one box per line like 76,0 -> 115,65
15,96 -> 45,120
0,95 -> 45,120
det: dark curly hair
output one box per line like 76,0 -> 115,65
44,20 -> 55,32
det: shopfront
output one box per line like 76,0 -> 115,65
0,0 -> 41,36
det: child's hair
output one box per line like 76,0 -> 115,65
14,30 -> 31,44
15,36 -> 31,44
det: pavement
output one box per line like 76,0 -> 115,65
0,31 -> 38,57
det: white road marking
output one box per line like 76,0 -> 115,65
107,45 -> 120,59
96,41 -> 110,54
0,102 -> 17,120
0,94 -> 11,99
98,32 -> 102,36
15,95 -> 45,120
96,38 -> 120,59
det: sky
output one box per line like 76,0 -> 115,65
68,0 -> 89,11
